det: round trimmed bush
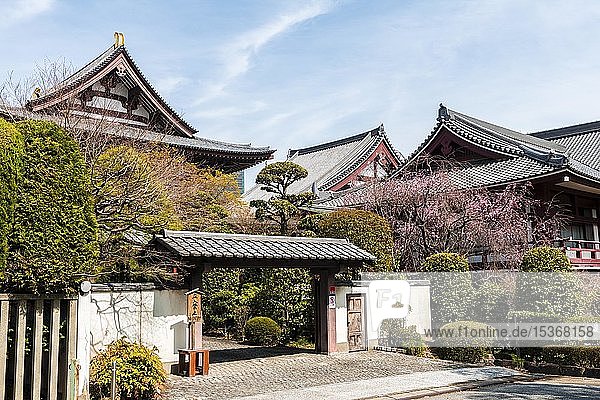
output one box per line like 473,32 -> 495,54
521,246 -> 571,272
422,252 -> 469,272
90,338 -> 166,400
244,316 -> 282,346
433,321 -> 494,363
517,247 -> 581,318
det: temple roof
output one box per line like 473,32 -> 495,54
408,104 -> 567,162
244,124 -> 403,201
27,42 -> 197,137
318,105 -> 600,210
407,104 -> 600,189
20,33 -> 274,172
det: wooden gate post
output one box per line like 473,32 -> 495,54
315,269 -> 337,354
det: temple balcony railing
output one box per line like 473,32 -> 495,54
552,238 -> 600,270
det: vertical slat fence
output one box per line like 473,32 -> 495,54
0,300 -> 9,400
0,294 -> 77,400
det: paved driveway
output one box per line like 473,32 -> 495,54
164,337 -> 461,400
420,376 -> 600,400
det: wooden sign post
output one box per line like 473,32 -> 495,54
186,289 -> 203,349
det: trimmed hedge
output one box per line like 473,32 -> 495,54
244,316 -> 282,346
423,253 -> 473,324
521,346 -> 600,369
0,119 -> 23,271
433,320 -> 494,363
90,338 -> 166,399
315,209 -> 394,272
516,246 -> 581,318
378,319 -> 428,356
2,120 -> 98,294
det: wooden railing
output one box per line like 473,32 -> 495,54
553,239 -> 600,269
0,294 -> 78,400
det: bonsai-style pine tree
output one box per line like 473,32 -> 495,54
249,161 -> 315,235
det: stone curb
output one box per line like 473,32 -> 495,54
358,373 -> 545,399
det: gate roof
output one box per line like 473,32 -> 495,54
153,230 -> 375,268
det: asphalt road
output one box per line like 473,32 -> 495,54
422,376 -> 600,399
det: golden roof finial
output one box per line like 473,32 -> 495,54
113,32 -> 125,48
32,87 -> 41,99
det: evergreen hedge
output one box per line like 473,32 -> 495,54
315,209 -> 394,272
0,119 -> 23,272
2,120 -> 98,294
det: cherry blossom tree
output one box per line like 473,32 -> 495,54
348,158 -> 566,270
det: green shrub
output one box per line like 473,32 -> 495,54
520,246 -> 571,272
90,338 -> 166,400
525,346 -> 600,368
472,281 -> 511,322
3,120 -> 98,294
0,119 -> 23,272
379,319 -> 428,356
516,247 -> 581,318
422,253 -> 473,325
433,321 -> 493,363
422,252 -> 469,272
315,209 -> 394,274
244,316 -> 282,346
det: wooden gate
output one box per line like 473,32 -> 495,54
0,294 -> 78,400
346,293 -> 367,351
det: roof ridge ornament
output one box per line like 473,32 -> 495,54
113,32 -> 125,48
438,103 -> 450,120
31,87 -> 41,99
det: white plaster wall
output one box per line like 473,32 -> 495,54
132,104 -> 149,118
87,288 -> 187,363
88,96 -> 127,112
110,82 -> 128,97
335,281 -> 431,349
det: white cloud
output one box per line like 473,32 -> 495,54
154,76 -> 189,96
0,0 -> 54,29
194,1 -> 335,104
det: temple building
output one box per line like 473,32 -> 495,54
323,104 -> 600,268
1,32 -> 274,175
244,124 -> 403,204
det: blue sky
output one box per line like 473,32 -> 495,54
3,0 -> 600,187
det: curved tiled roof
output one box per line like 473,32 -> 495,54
244,125 -> 403,201
448,157 -> 561,189
550,130 -> 600,171
407,104 -> 567,162
115,128 -> 273,156
28,44 -> 198,137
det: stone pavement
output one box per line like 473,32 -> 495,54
163,338 -> 525,400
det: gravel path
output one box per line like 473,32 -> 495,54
163,337 -> 461,400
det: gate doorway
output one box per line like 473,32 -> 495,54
346,293 -> 367,351
153,230 -> 375,355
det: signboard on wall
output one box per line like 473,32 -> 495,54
187,291 -> 202,323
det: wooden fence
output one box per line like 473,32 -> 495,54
0,294 -> 78,400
